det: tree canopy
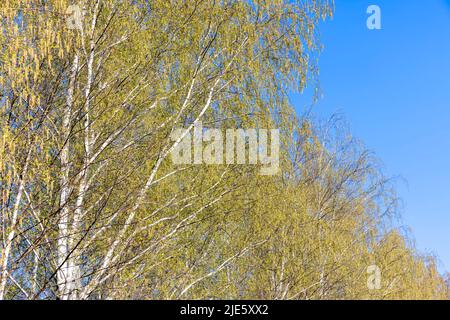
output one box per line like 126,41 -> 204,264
0,0 -> 446,299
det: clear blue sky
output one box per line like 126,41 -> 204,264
292,0 -> 450,273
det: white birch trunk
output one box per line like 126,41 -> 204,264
57,54 -> 79,300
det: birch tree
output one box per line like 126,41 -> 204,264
0,0 -> 446,300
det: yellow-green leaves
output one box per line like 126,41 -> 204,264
0,0 -> 445,300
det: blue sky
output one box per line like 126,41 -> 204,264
292,0 -> 450,273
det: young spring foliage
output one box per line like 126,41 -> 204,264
0,0 -> 446,299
